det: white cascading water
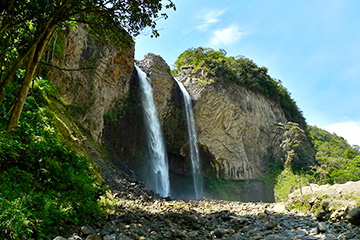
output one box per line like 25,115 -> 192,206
135,65 -> 170,197
175,78 -> 203,199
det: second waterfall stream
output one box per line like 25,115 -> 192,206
175,78 -> 203,199
136,65 -> 170,198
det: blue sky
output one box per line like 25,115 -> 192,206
135,0 -> 360,146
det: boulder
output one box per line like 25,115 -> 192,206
81,225 -> 96,235
100,222 -> 113,235
347,207 -> 360,226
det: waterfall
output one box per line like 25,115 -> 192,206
135,65 -> 170,197
175,79 -> 203,199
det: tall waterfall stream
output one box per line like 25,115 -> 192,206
175,79 -> 203,199
136,65 -> 170,197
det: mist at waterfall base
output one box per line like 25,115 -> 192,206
175,78 -> 203,199
136,66 -> 170,198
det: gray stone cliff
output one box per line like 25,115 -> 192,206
135,54 -> 288,181
48,24 -> 134,141
177,68 -> 287,180
47,26 -> 304,186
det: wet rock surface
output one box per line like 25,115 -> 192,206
56,175 -> 360,240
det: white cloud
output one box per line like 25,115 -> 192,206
195,8 -> 227,30
210,25 -> 244,46
324,121 -> 360,146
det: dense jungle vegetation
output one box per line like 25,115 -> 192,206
0,0 -> 174,238
0,77 -> 104,238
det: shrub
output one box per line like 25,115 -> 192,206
0,78 -> 103,239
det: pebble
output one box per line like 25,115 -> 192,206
81,225 -> 96,235
53,237 -> 66,240
257,212 -> 268,220
266,221 -> 277,230
310,227 -> 318,235
186,230 -> 198,238
56,175 -> 360,240
100,222 -> 113,235
213,228 -> 225,238
318,222 -> 327,232
85,234 -> 102,240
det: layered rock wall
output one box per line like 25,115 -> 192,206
133,54 -> 288,181
102,53 -> 188,180
48,34 -> 295,184
176,69 -> 287,180
48,24 -> 134,141
45,25 -> 294,199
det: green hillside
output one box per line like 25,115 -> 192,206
275,125 -> 360,201
172,47 -> 306,129
308,125 -> 360,184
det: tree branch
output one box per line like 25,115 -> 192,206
41,62 -> 116,86
41,61 -> 95,71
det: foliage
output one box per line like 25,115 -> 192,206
104,98 -> 127,123
308,126 -> 360,184
308,125 -> 358,159
0,0 -> 176,131
0,78 -> 103,239
172,47 -> 306,128
274,168 -> 310,202
276,121 -> 315,171
273,126 -> 360,201
278,122 -> 305,164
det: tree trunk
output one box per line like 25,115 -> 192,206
0,50 -> 31,104
6,49 -> 37,132
6,28 -> 55,132
0,17 -> 58,105
3,1 -> 71,131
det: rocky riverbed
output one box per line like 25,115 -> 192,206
54,171 -> 360,240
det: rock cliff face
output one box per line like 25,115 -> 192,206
130,54 -> 288,181
136,54 -> 189,171
136,53 -> 178,122
48,24 -> 134,141
102,53 -> 188,185
47,26 -> 302,198
176,68 -> 287,180
46,25 -> 293,200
